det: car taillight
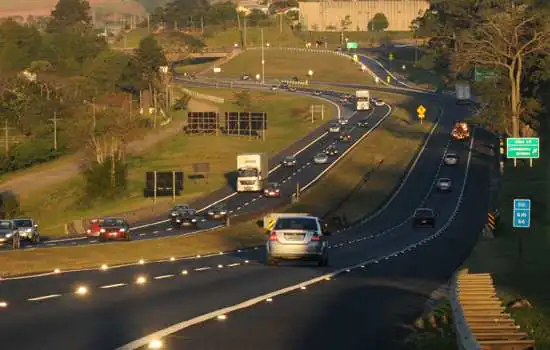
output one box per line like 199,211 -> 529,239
100,228 -> 106,233
119,228 -> 125,232
311,234 -> 321,241
275,189 -> 280,192
269,231 -> 278,241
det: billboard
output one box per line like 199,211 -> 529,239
224,112 -> 267,136
185,112 -> 219,134
143,171 -> 184,197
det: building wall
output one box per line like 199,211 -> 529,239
299,0 -> 429,32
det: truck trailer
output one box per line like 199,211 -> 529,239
236,153 -> 268,192
355,90 -> 370,111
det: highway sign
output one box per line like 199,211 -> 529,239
475,67 -> 499,81
347,42 -> 358,49
417,105 -> 426,116
389,53 -> 394,61
513,198 -> 531,228
506,137 -> 539,159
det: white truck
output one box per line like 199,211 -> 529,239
236,153 -> 268,192
455,83 -> 471,105
355,90 -> 370,111
263,212 -> 311,231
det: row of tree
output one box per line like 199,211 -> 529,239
413,0 -> 550,137
0,0 -> 169,199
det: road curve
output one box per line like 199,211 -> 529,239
0,95 -> 491,349
10,87 -> 392,251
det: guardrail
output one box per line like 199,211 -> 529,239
452,269 -> 535,350
176,87 -> 224,104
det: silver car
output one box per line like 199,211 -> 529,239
0,220 -> 21,249
13,218 -> 40,243
266,215 -> 330,266
436,178 -> 452,192
444,153 -> 458,165
313,152 -> 329,164
329,123 -> 341,133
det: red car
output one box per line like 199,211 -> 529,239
86,218 -> 103,237
97,217 -> 131,241
263,182 -> 281,197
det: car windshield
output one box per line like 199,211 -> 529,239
274,218 -> 318,231
284,156 -> 295,161
238,168 -> 258,177
102,218 -> 125,226
13,219 -> 33,227
439,178 -> 451,183
330,123 -> 339,128
212,205 -> 226,211
0,221 -> 12,229
446,154 -> 457,158
316,153 -> 326,158
415,209 -> 433,217
268,183 -> 279,188
174,205 -> 188,210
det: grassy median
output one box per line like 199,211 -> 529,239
0,92 -> 436,277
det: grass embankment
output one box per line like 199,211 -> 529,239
0,92 -> 434,277
20,89 -> 335,238
203,49 -> 373,84
463,152 -> 550,346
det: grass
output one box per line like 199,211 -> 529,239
203,49 -> 374,84
402,302 -> 458,350
21,88 -> 336,238
291,93 -> 434,221
463,131 -> 550,346
0,91 -> 435,277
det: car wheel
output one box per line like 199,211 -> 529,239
32,234 -> 40,244
266,256 -> 278,266
125,233 -> 131,241
99,234 -> 106,242
318,254 -> 329,267
12,236 -> 21,249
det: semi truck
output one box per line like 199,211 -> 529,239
455,83 -> 471,105
355,90 -> 370,111
236,153 -> 268,192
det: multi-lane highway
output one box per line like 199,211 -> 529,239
0,78 -> 495,349
20,90 -> 391,250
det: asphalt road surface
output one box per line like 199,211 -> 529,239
12,89 -> 386,250
0,96 -> 495,349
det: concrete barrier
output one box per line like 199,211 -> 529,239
176,87 -> 224,104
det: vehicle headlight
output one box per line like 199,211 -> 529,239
192,219 -> 197,222
119,228 -> 126,232
100,229 -> 106,233
208,211 -> 214,215
26,228 -> 32,233
5,233 -> 13,238
220,211 -> 227,215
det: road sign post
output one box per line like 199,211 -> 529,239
506,137 -> 539,168
417,105 -> 426,124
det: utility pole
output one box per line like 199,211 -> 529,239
279,13 -> 283,33
243,17 -> 247,48
49,112 -> 62,151
261,28 -> 265,85
236,12 -> 242,47
147,14 -> 150,32
1,120 -> 13,155
201,16 -> 204,34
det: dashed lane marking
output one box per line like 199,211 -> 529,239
227,263 -> 240,267
100,283 -> 127,289
27,294 -> 62,302
154,275 -> 175,280
194,267 -> 211,271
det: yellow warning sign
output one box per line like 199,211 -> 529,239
417,105 -> 427,116
267,218 -> 275,230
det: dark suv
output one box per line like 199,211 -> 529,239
412,208 -> 435,228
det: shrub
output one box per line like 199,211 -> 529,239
0,139 -> 62,175
0,191 -> 21,219
82,155 -> 128,199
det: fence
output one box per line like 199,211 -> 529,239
177,87 -> 225,104
451,269 -> 535,349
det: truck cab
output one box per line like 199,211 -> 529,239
237,153 -> 268,192
355,90 -> 370,111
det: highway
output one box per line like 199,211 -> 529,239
0,83 -> 495,349
13,88 -> 387,250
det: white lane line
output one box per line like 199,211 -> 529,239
236,206 -> 242,210
243,202 -> 249,206
251,198 -> 257,202
154,274 -> 175,280
139,233 -> 146,236
116,132 -> 475,350
90,240 -> 97,243
100,283 -> 127,289
167,228 -> 173,231
153,231 -> 159,234
227,263 -> 240,267
27,294 -> 62,302
194,267 -> 211,271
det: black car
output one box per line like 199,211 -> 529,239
326,145 -> 339,156
357,119 -> 369,128
169,204 -> 191,218
412,208 -> 435,228
207,204 -> 228,220
171,209 -> 200,228
264,182 -> 281,197
98,217 -> 131,241
281,155 -> 297,167
339,133 -> 352,142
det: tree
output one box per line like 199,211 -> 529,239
48,0 -> 91,32
340,15 -> 352,31
369,13 -> 389,32
452,4 -> 550,137
135,35 -> 167,82
85,50 -> 131,93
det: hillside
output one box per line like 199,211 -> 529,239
0,0 -> 147,19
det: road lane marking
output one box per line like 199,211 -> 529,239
227,263 -> 240,267
154,275 -> 175,280
194,267 -> 211,271
100,283 -> 127,289
27,294 -> 62,302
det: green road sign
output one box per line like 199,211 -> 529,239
507,137 -> 540,159
346,42 -> 358,49
475,68 -> 499,81
389,53 -> 394,61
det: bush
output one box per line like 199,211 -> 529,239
83,155 -> 128,199
0,191 -> 21,219
0,139 -> 63,175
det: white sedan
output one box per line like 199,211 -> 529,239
372,98 -> 385,106
313,153 -> 329,164
436,178 -> 452,192
443,153 -> 459,165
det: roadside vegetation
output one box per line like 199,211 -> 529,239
0,91 -> 433,277
410,0 -> 550,347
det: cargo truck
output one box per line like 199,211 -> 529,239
355,90 -> 370,111
455,83 -> 471,105
236,153 -> 268,192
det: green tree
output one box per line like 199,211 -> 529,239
85,50 -> 131,92
369,13 -> 389,32
135,35 -> 167,82
48,0 -> 91,32
0,20 -> 42,70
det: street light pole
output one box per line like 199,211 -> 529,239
261,28 -> 265,85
